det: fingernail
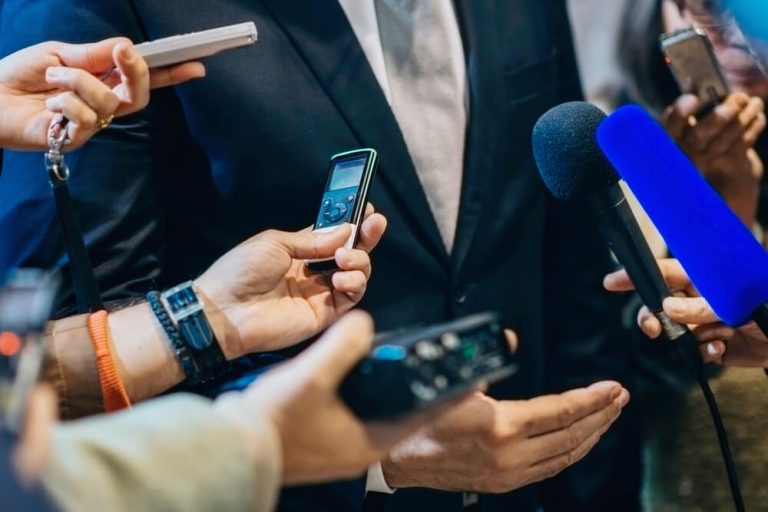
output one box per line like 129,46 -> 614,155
46,67 -> 62,80
618,390 -> 630,407
590,381 -> 621,397
119,44 -> 134,63
707,343 -> 721,357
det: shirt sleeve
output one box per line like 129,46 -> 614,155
42,394 -> 281,512
365,462 -> 397,494
43,315 -> 104,420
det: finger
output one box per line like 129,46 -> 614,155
692,94 -> 746,152
638,306 -> 663,339
514,381 -> 624,437
149,61 -> 206,89
45,91 -> 98,139
523,389 -> 627,461
693,323 -> 736,343
664,94 -> 700,140
355,213 -> 387,253
270,225 -> 352,260
14,384 -> 58,484
743,111 -> 767,147
54,37 -> 129,73
603,269 -> 634,292
298,311 -> 374,387
700,340 -> 726,364
663,296 -> 719,324
505,329 -> 519,353
331,270 -> 368,298
525,417 -> 612,484
113,42 -> 150,116
335,248 -> 372,279
363,202 -> 375,219
44,67 -> 120,119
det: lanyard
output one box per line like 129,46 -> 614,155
44,117 -> 103,313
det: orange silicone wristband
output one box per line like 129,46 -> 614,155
87,310 -> 131,412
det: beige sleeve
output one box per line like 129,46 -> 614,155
43,314 -> 105,419
42,394 -> 282,512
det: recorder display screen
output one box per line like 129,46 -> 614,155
329,156 -> 366,191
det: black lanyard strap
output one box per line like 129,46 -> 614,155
45,120 -> 103,313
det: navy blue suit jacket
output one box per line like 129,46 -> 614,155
0,1 -> 641,510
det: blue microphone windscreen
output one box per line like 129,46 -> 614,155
596,104 -> 768,326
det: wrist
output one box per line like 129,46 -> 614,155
194,280 -> 243,360
109,302 -> 185,402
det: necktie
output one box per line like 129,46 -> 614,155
375,0 -> 467,251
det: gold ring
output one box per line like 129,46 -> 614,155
97,114 -> 114,130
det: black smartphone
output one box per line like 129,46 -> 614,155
660,27 -> 731,114
305,149 -> 378,273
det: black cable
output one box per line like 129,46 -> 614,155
673,333 -> 745,512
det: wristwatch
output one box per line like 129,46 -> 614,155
160,281 -> 227,384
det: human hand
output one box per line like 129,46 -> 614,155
380,381 -> 629,493
0,38 -> 205,151
663,93 -> 765,224
604,258 -> 768,367
13,384 -> 58,486
196,205 -> 387,359
216,311 -> 467,485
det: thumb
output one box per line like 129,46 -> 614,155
298,311 -> 374,387
274,225 -> 352,260
55,37 -> 129,73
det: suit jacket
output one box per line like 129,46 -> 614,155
0,1 -> 641,510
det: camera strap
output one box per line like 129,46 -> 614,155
44,117 -> 103,313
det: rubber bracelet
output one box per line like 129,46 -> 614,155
87,310 -> 131,412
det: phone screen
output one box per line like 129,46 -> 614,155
329,156 -> 366,191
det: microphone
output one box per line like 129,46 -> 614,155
596,104 -> 768,335
532,101 -> 685,341
535,102 -> 746,512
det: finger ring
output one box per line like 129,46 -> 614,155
97,114 -> 114,130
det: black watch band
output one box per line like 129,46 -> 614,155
160,281 -> 228,384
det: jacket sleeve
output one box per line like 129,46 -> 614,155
43,394 -> 281,512
0,0 -> 190,317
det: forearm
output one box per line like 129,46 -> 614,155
44,303 -> 184,418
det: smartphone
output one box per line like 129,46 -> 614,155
135,21 -> 258,68
660,27 -> 731,113
0,270 -> 58,432
305,149 -> 378,273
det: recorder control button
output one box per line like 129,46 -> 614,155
323,198 -> 332,207
346,194 -> 356,203
323,203 -> 348,222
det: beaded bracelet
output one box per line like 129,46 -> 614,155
147,291 -> 200,386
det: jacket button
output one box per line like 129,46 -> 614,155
454,290 -> 467,304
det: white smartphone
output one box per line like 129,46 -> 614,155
135,21 -> 258,68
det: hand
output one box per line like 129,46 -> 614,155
603,258 -> 768,367
663,93 -> 766,225
196,205 -> 387,359
0,38 -> 205,151
216,311 -> 467,485
381,381 -> 629,493
13,384 -> 58,486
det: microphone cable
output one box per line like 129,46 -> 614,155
672,331 -> 745,512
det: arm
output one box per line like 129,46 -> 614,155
34,313 -> 465,512
44,216 -> 385,417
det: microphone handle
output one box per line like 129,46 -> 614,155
590,183 -> 690,341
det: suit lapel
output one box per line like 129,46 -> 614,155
451,0 -> 507,275
260,0 -> 450,268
